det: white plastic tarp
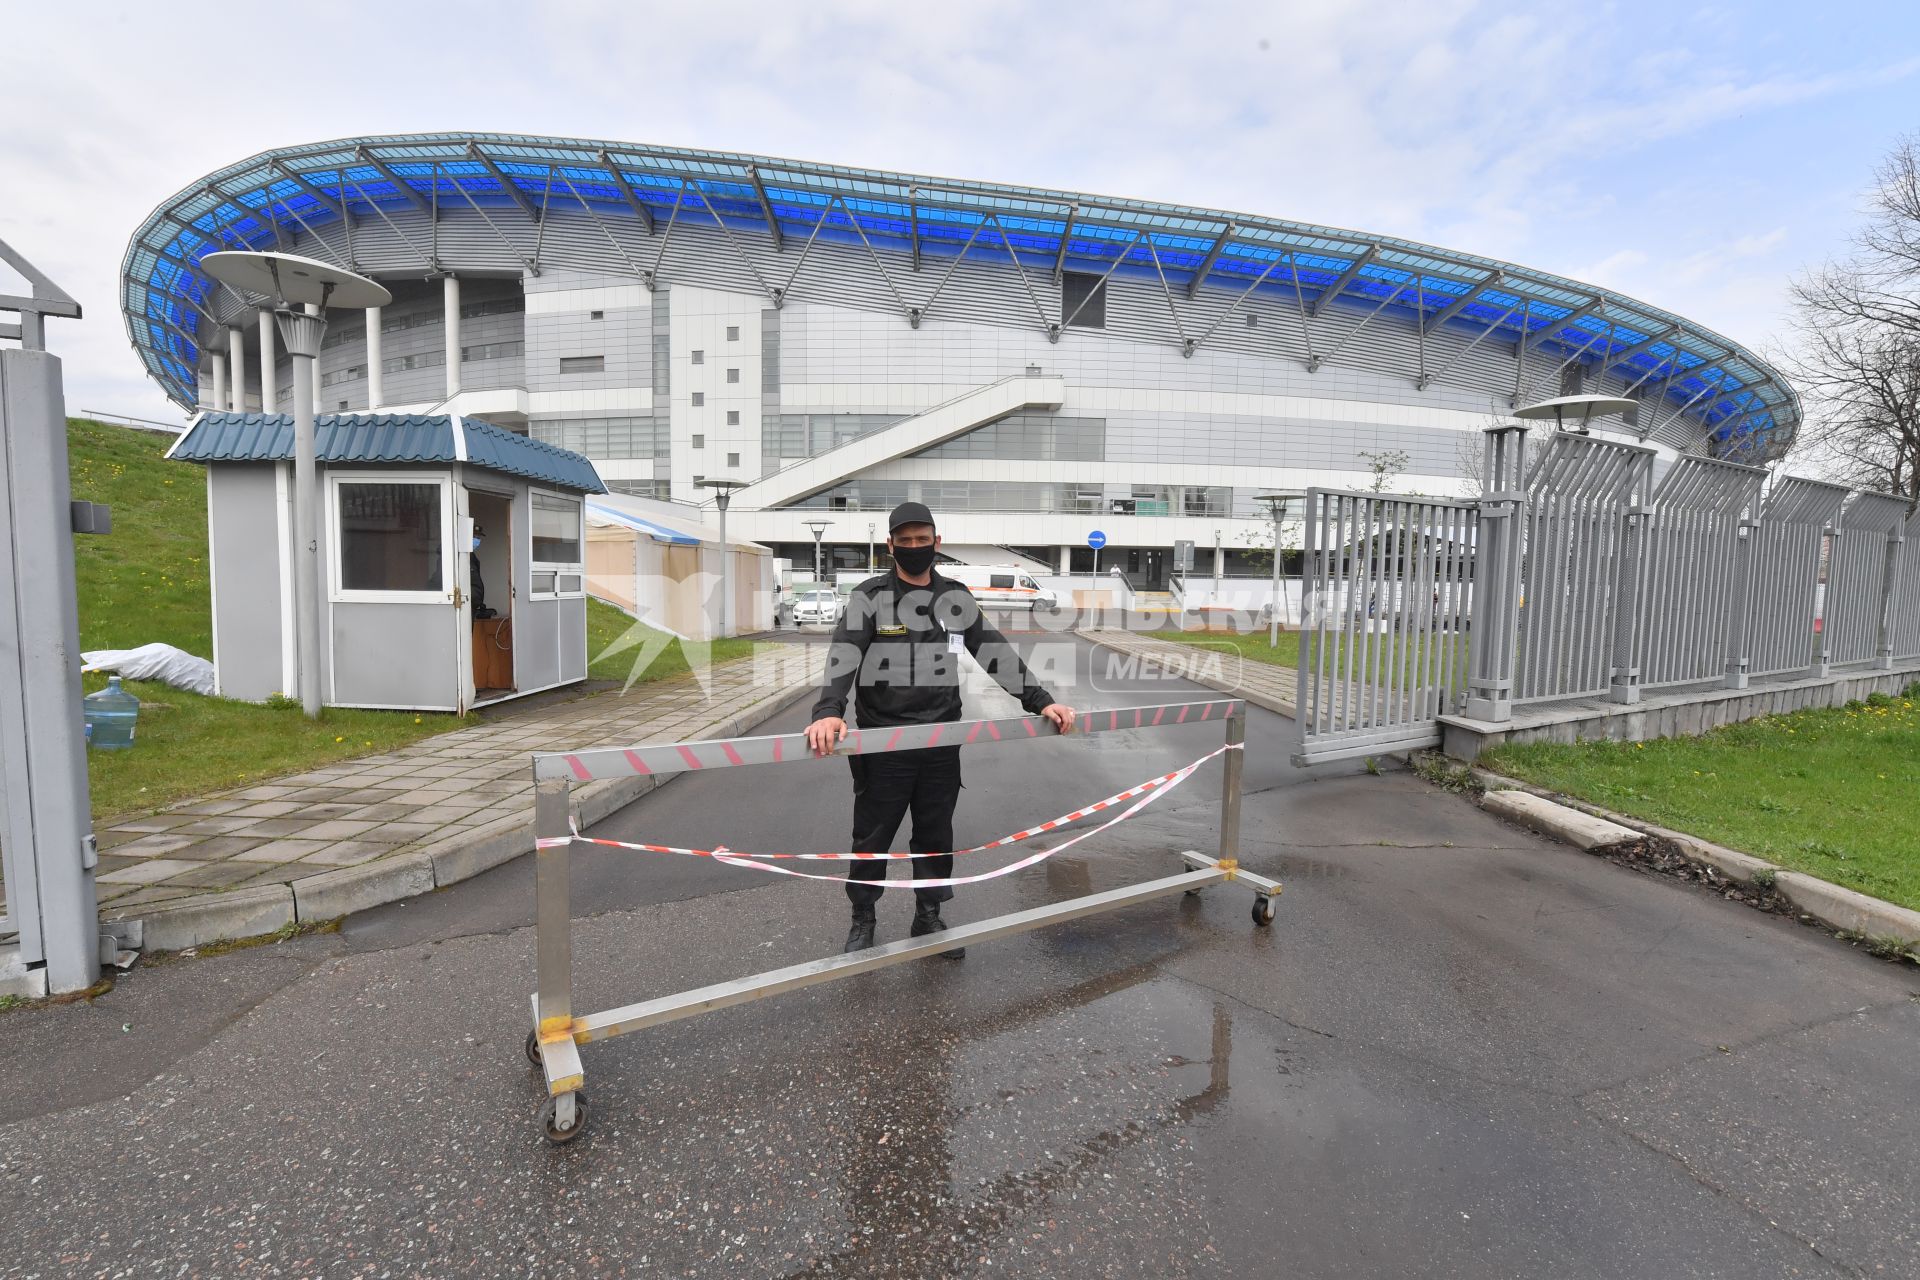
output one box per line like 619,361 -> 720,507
81,643 -> 216,696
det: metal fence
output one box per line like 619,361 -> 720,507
1823,492 -> 1910,670
1635,454 -> 1768,692
1740,477 -> 1847,681
1293,490 -> 1475,763
1513,434 -> 1654,705
1293,421 -> 1919,765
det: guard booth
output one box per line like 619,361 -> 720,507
168,412 -> 605,712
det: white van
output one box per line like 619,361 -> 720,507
938,564 -> 1058,608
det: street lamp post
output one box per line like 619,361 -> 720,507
696,477 -> 750,638
1255,493 -> 1292,648
805,519 -> 833,589
867,521 -> 875,573
199,252 -> 390,718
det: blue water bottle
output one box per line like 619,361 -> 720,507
83,676 -> 140,750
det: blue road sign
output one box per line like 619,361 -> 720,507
1087,530 -> 1107,549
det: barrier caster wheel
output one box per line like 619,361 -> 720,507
524,1029 -> 541,1067
1252,895 -> 1276,927
1183,887 -> 1204,898
539,1090 -> 589,1144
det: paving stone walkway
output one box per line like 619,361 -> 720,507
1079,627 -> 1298,715
83,646 -> 823,919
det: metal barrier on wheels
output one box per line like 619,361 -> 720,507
523,697 -> 1271,1143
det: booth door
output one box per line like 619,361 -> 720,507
454,489 -> 476,715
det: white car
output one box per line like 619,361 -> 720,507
790,589 -> 843,626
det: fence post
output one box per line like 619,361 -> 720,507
1609,501 -> 1649,704
1465,425 -> 1527,721
1219,703 -> 1244,861
1877,528 -> 1904,672
533,776 -> 575,1040
1724,516 -> 1757,689
1812,514 -> 1839,679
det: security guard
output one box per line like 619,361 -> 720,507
806,502 -> 1076,954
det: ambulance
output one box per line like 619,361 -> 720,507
936,564 -> 1058,609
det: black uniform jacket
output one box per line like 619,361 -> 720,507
810,570 -> 1056,729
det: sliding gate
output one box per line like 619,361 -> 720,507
1292,489 -> 1476,764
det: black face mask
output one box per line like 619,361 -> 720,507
892,543 -> 938,575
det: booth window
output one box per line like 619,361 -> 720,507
334,479 -> 445,600
530,491 -> 584,599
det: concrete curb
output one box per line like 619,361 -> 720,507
1480,790 -> 1644,851
1467,767 -> 1920,949
133,883 -> 297,954
1075,629 -> 1297,717
115,677 -> 820,950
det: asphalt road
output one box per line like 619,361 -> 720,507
1,635 -> 1915,1278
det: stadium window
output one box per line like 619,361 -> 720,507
726,367 -> 740,384
320,364 -> 366,387
381,308 -> 443,334
690,349 -> 705,365
692,434 -> 705,448
1062,271 -> 1106,329
1245,313 -> 1259,327
381,351 -> 445,374
727,452 -> 740,467
726,410 -> 740,425
589,310 -> 604,320
558,355 -> 603,374
462,340 -> 523,362
337,400 -> 348,411
691,392 -> 705,407
726,325 -> 740,341
459,296 -> 525,320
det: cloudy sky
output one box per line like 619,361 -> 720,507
5,0 -> 1917,422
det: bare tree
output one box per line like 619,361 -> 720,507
1452,406 -> 1554,499
1784,136 -> 1920,498
1356,448 -> 1410,493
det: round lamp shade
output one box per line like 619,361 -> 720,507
199,251 -> 391,309
1512,394 -> 1639,425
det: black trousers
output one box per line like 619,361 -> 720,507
845,744 -> 962,909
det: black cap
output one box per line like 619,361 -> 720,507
888,501 -> 935,533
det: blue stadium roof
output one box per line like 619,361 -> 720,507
167,412 -> 605,493
122,132 -> 1799,463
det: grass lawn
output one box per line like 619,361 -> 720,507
1159,629 -> 1303,667
1158,628 -> 1469,691
1484,685 -> 1920,911
585,597 -> 759,683
68,420 -> 750,821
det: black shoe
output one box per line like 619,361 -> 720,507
911,901 -> 964,959
843,910 -> 877,954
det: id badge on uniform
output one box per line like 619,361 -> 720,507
947,629 -> 967,656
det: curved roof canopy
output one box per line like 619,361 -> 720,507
123,132 -> 1799,462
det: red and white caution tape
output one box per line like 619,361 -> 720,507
534,743 -> 1240,889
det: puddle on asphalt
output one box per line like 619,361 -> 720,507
939,975 -> 1312,1193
